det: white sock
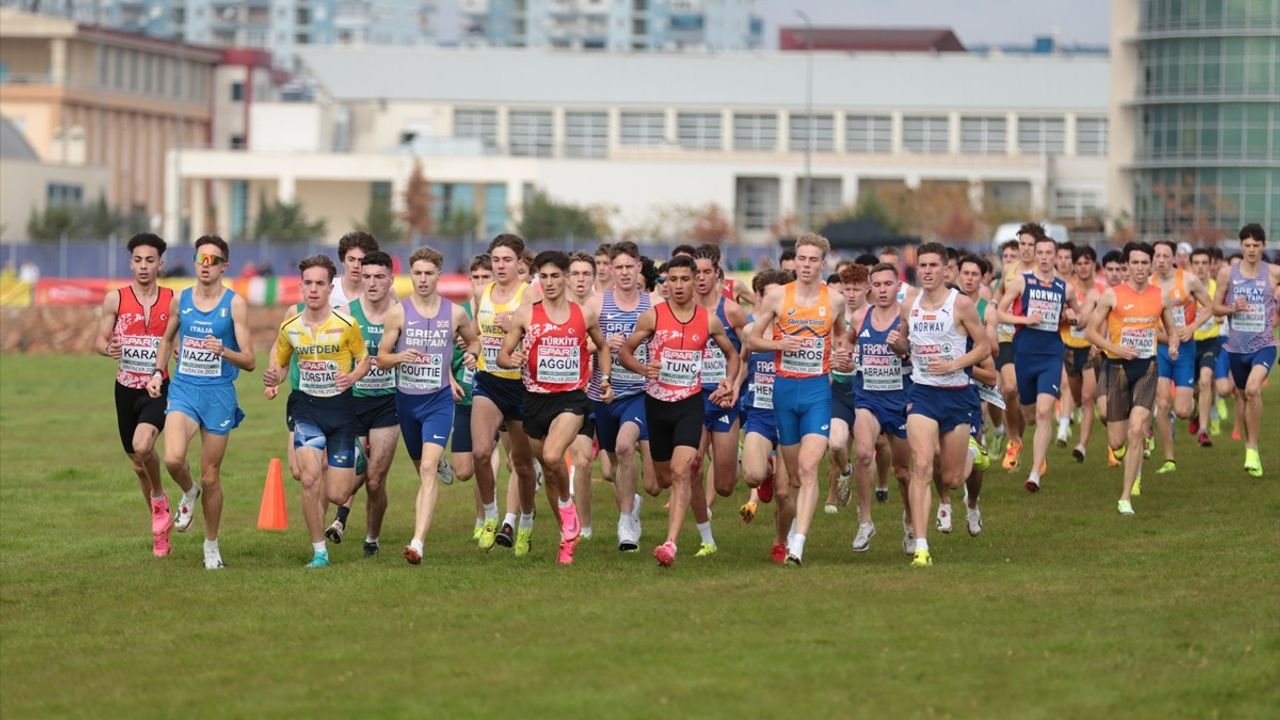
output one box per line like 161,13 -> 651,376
483,501 -> 498,520
557,496 -> 573,509
581,526 -> 593,539
790,533 -> 806,558
915,538 -> 929,553
312,541 -> 326,554
365,535 -> 378,545
203,538 -> 219,554
993,425 -> 1006,437
518,512 -> 534,530
696,521 -> 715,545
502,512 -> 517,528
474,518 -> 484,529
409,538 -> 424,553
1058,417 -> 1070,431
1029,472 -> 1040,484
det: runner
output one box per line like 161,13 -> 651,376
1095,249 -> 1127,446
263,255 -> 370,568
1190,247 -> 1225,445
847,263 -> 913,554
619,255 -> 740,568
1053,241 -> 1080,445
565,251 -> 601,540
1211,223 -> 1279,477
147,235 -> 254,569
1062,245 -> 1105,461
954,254 -> 997,535
996,228 -> 1038,471
330,231 -> 378,308
460,254 -> 494,538
471,235 -> 542,552
749,234 -> 850,567
498,251 -> 613,565
1150,240 -> 1214,475
1086,241 -> 1181,515
996,231 -> 1081,492
585,241 -> 653,552
826,265 -> 868,514
594,243 -> 614,294
95,233 -> 193,557
892,242 -> 990,566
377,247 -> 479,564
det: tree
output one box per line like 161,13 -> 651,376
80,194 -> 122,239
250,191 -> 327,242
822,190 -> 906,236
438,207 -> 481,239
26,205 -> 77,242
692,203 -> 735,243
1147,174 -> 1236,245
517,191 -> 600,241
356,200 -> 405,244
401,159 -> 432,240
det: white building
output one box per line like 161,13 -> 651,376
168,46 -> 1111,244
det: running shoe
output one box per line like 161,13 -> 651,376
910,549 -> 933,567
985,431 -> 1005,460
770,543 -> 787,564
836,465 -> 853,506
1144,434 -> 1155,458
1244,448 -> 1263,478
966,506 -> 983,537
1001,440 -> 1022,471
514,527 -> 532,557
472,523 -> 483,541
363,540 -> 379,558
969,437 -> 991,472
1209,418 -> 1221,437
1117,500 -> 1135,517
203,551 -> 224,570
902,526 -> 916,556
875,485 -> 890,504
823,503 -> 838,515
325,519 -> 345,544
653,541 -> 676,567
739,500 -> 758,524
1232,428 -> 1242,442
617,515 -> 638,552
173,488 -> 200,533
151,496 -> 171,548
851,522 -> 876,552
936,503 -> 953,534
1072,444 -> 1087,463
1188,417 -> 1200,436
305,550 -> 330,569
153,531 -> 171,558
784,553 -> 803,568
758,471 -> 774,504
556,537 -> 577,565
495,522 -> 515,548
1025,476 -> 1041,493
534,459 -> 544,492
437,456 -> 455,486
1198,431 -> 1213,448
694,543 -> 717,558
1156,460 -> 1177,475
403,545 -> 422,565
557,504 -> 581,542
1108,445 -> 1123,466
1055,425 -> 1070,447
1216,397 -> 1229,421
478,518 -> 498,551
1132,474 -> 1142,497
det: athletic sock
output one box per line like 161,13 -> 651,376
312,541 -> 326,554
790,533 -> 806,558
483,501 -> 498,521
409,538 -> 424,553
696,521 -> 715,545
335,505 -> 350,524
365,535 -> 378,545
203,538 -> 219,554
182,486 -> 199,503
557,496 -> 573,509
474,518 -> 484,529
1028,472 -> 1041,484
1058,417 -> 1070,431
993,425 -> 1006,438
502,512 -> 517,528
518,512 -> 534,530
915,538 -> 929,553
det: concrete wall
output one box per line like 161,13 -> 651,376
0,159 -> 111,241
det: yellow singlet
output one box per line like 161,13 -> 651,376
275,309 -> 367,398
476,281 -> 527,380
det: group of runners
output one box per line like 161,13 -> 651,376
99,222 -> 1278,570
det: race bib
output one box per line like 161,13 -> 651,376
1025,296 -> 1062,333
1069,325 -> 1087,340
860,353 -> 904,392
1170,305 -> 1186,328
535,345 -> 581,385
461,364 -> 475,387
356,364 -> 395,393
658,348 -> 701,388
298,359 -> 340,397
481,335 -> 503,369
399,354 -> 445,392
780,336 -> 826,375
751,371 -> 774,409
611,344 -> 646,385
1232,305 -> 1265,333
119,335 -> 159,375
997,322 -> 1015,341
702,346 -> 727,384
1120,327 -> 1156,358
178,336 -> 222,378
973,379 -> 1006,409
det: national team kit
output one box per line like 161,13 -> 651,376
103,224 -> 1279,570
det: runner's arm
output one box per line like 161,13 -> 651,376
95,289 -> 122,358
890,300 -> 911,356
376,304 -> 406,369
725,299 -> 750,388
1161,299 -> 1181,360
585,309 -> 613,395
746,286 -> 784,353
344,323 -> 370,384
151,294 -> 181,373
496,305 -> 529,369
1084,289 -> 1122,357
223,295 -> 256,372
707,314 -> 741,405
952,295 -> 991,370
1184,278 -> 1215,335
971,356 -> 998,386
995,275 -> 1028,325
454,303 -> 482,366
1211,265 -> 1239,316
619,309 -> 656,376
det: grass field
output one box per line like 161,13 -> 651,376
1,353 -> 1277,719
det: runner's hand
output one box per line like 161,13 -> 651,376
1232,297 -> 1247,313
105,336 -> 122,359
204,334 -> 224,355
264,385 -> 279,400
463,352 -> 478,371
833,347 -> 854,372
335,371 -> 353,392
1115,345 -> 1138,361
263,365 -> 280,386
928,359 -> 957,375
450,376 -> 463,401
607,334 -> 625,353
600,380 -> 614,404
886,329 -> 901,349
1064,308 -> 1077,324
1025,312 -> 1043,326
779,335 -> 804,352
506,349 -> 524,368
495,312 -> 512,331
1177,325 -> 1193,342
644,362 -> 661,379
146,374 -> 162,399
401,348 -> 424,365
1168,344 -> 1179,362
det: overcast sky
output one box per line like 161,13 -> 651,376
436,0 -> 1113,47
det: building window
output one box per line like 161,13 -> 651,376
509,110 -> 553,157
902,116 -> 950,154
454,108 -> 498,151
565,111 -> 608,159
846,114 -> 892,153
620,112 -> 665,146
230,81 -> 244,102
1053,187 -> 1103,221
230,134 -> 245,150
796,178 -> 843,222
1018,117 -> 1065,154
789,114 -> 834,153
735,177 -> 780,230
959,116 -> 1007,154
370,181 -> 392,209
1076,117 -> 1108,156
46,183 -> 83,207
677,112 -> 722,150
733,113 -> 777,151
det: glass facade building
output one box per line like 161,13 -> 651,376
1130,0 -> 1278,239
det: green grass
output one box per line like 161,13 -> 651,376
1,353 -> 1277,719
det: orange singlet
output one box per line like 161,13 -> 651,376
1106,283 -> 1164,360
773,282 -> 836,379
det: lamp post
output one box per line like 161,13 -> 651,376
795,10 -> 813,233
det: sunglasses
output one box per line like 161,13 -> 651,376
194,252 -> 226,266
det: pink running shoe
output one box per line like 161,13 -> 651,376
557,537 -> 577,565
557,503 -> 581,542
151,497 -> 171,557
653,541 -> 676,567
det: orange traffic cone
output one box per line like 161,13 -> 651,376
257,457 -> 288,530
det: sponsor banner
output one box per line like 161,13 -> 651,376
29,275 -> 474,306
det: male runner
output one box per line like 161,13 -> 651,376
460,254 -> 494,538
148,235 -> 255,569
586,241 -> 653,551
1151,240 -> 1214,475
1190,247 -> 1225,445
950,254 -> 997,535
1211,223 -> 1279,477
619,256 -> 739,567
330,231 -> 378,308
826,264 -> 868,513
471,235 -> 542,551
264,255 -> 369,568
377,247 -> 479,564
1063,245 -> 1105,461
96,233 -> 194,557
749,234 -> 850,566
565,251 -> 601,539
498,251 -> 613,565
1086,241 -> 1180,515
594,243 -> 614,293
892,243 -> 990,566
997,232 -> 1081,492
997,228 -> 1037,471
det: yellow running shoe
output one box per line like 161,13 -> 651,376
1002,440 -> 1022,471
478,518 -> 498,551
472,524 -> 483,541
694,543 -> 717,558
1132,473 -> 1142,497
514,527 -> 532,557
970,437 -> 991,472
911,549 -> 933,567
1209,417 -> 1222,436
1156,460 -> 1177,475
739,501 -> 758,524
1107,446 -> 1122,467
1244,448 -> 1263,478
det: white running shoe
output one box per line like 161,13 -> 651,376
203,550 -> 224,570
437,456 -> 455,486
617,514 -> 638,552
174,488 -> 200,533
823,503 -> 838,515
936,503 -> 953,534
836,466 -> 853,507
966,506 -> 983,537
1056,424 -> 1070,447
851,522 -> 876,553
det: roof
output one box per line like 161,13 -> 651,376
297,47 -> 1109,111
0,118 -> 39,161
779,27 -> 966,53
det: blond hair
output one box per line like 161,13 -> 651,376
408,246 -> 444,270
794,233 -> 830,258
